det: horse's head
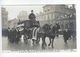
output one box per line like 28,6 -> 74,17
43,24 -> 51,29
41,24 -> 51,34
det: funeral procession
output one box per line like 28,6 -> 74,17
2,5 -> 76,51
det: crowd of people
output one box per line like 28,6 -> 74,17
8,27 -> 21,43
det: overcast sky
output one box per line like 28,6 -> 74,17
2,4 -> 74,21
2,5 -> 44,20
0,0 -> 76,21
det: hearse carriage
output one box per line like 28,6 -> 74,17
17,20 -> 40,43
17,20 -> 40,33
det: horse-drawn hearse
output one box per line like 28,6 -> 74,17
17,20 -> 62,49
8,18 -> 75,49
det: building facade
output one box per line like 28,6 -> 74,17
1,7 -> 8,29
17,11 -> 28,21
8,18 -> 19,29
37,5 -> 76,31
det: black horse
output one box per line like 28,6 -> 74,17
36,24 -> 60,49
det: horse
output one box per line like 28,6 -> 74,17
22,23 -> 60,49
36,23 -> 60,49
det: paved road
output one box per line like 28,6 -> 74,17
2,35 -> 76,52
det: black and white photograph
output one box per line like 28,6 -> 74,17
1,4 -> 76,52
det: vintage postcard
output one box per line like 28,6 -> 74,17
1,4 -> 76,52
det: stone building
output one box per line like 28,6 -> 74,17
8,18 -> 19,29
37,5 -> 76,31
1,7 -> 8,36
1,7 -> 8,30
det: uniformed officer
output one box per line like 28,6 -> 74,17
29,10 -> 36,21
29,10 -> 36,27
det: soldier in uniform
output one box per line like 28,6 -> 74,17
29,10 -> 36,27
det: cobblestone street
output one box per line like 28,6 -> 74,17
2,35 -> 76,52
